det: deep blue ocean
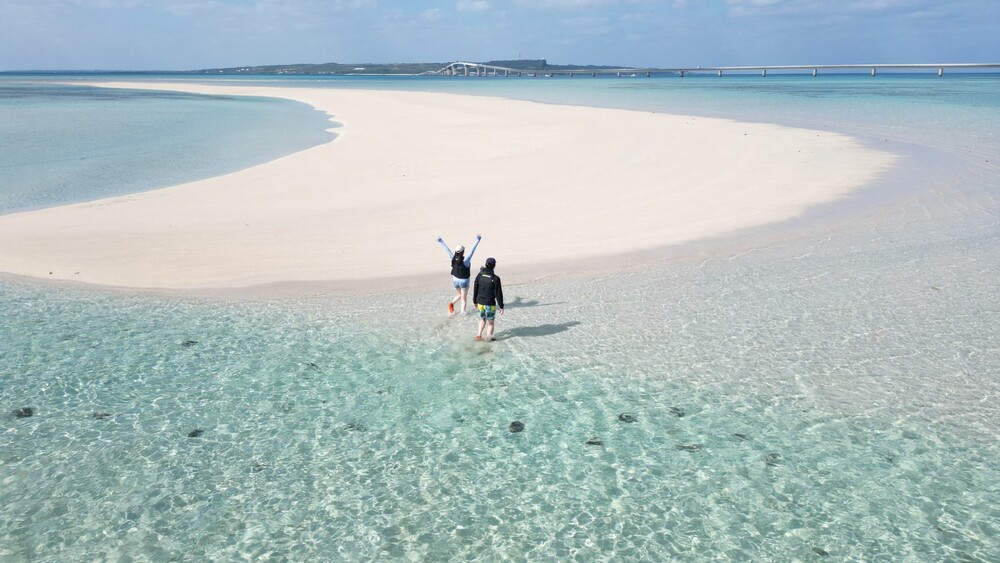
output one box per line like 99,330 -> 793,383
1,73 -> 998,561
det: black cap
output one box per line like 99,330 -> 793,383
485,257 -> 496,268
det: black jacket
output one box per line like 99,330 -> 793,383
450,253 -> 470,279
473,267 -> 504,309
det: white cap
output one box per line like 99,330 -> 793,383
455,244 -> 465,253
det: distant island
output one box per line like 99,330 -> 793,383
5,60 -> 994,77
192,59 -> 623,75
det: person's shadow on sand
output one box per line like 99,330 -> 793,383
497,321 -> 581,340
505,297 -> 566,309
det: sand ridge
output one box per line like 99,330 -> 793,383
0,81 -> 897,293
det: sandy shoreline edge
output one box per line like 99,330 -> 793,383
0,82 -> 897,295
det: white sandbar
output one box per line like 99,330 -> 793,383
0,82 -> 896,293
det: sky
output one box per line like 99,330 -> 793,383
1,0 -> 998,71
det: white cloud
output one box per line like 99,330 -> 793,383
513,0 -> 617,9
724,0 -> 933,19
849,0 -> 900,8
5,0 -> 994,70
620,11 -> 644,20
561,15 -> 611,28
726,0 -> 926,14
66,0 -> 145,6
847,0 -> 918,11
63,0 -> 380,19
726,0 -> 786,8
419,8 -> 444,22
457,0 -> 492,12
725,0 -> 840,17
540,13 -> 614,40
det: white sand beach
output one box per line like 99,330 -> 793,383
0,82 -> 896,293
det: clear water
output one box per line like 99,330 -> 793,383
2,74 -> 999,560
0,81 -> 335,214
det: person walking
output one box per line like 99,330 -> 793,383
437,233 -> 481,315
473,257 -> 504,341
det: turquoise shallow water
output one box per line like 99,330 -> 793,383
0,80 -> 334,214
2,74 -> 999,560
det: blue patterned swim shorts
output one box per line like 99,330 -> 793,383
477,304 -> 497,320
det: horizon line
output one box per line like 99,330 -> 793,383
4,62 -> 1000,74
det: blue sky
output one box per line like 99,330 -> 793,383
1,0 -> 998,70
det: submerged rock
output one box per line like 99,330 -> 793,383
586,437 -> 604,447
508,421 -> 525,433
669,406 -> 686,418
187,429 -> 204,438
617,413 -> 638,423
12,407 -> 34,418
181,340 -> 198,348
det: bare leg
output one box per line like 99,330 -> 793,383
459,287 -> 469,313
487,320 -> 495,341
449,288 -> 462,314
476,318 -> 485,340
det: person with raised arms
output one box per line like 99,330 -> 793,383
436,233 -> 481,315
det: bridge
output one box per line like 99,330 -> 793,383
432,62 -> 1000,78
